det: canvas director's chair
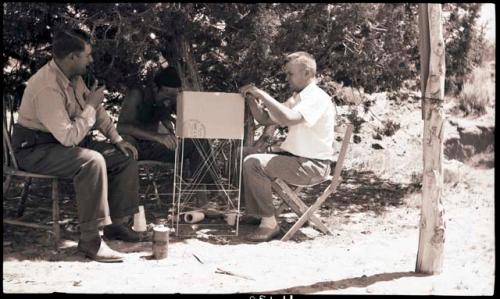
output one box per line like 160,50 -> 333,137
272,123 -> 354,241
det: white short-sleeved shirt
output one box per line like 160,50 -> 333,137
280,81 -> 336,161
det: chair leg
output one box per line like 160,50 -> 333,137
52,179 -> 61,250
17,178 -> 32,217
285,191 -> 332,235
3,175 -> 12,197
281,191 -> 315,228
152,180 -> 161,207
143,166 -> 152,200
272,180 -> 333,238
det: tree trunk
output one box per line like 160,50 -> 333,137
164,35 -> 202,91
416,3 -> 446,275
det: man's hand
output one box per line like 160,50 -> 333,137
155,133 -> 177,150
115,140 -> 138,160
85,80 -> 106,108
239,84 -> 262,100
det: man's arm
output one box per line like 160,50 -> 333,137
117,89 -> 158,142
157,98 -> 176,135
117,89 -> 176,150
35,88 -> 96,147
245,95 -> 276,126
94,105 -> 123,144
78,77 -> 122,144
241,85 -> 304,127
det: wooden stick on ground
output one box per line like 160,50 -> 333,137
215,267 -> 255,281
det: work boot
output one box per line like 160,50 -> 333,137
77,237 -> 124,263
103,223 -> 140,242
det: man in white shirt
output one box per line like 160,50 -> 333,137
240,51 -> 335,242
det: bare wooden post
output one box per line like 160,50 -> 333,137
416,3 -> 446,274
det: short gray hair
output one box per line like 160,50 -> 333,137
286,51 -> 317,76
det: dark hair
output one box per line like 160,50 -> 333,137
52,28 -> 91,59
154,66 -> 182,88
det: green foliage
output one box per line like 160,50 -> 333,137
375,120 -> 401,137
328,81 -> 365,106
346,109 -> 365,134
457,64 -> 494,116
271,3 -> 420,93
3,3 -> 488,113
3,3 -> 66,102
443,3 -> 487,95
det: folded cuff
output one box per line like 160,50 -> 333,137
80,215 -> 113,235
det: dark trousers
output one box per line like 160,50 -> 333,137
14,136 -> 139,238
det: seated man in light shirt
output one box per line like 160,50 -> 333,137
12,28 -> 142,262
239,51 -> 336,242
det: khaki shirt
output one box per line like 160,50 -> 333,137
17,59 -> 122,147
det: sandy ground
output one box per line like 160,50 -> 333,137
3,92 -> 495,294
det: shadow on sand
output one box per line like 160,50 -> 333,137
263,271 -> 431,294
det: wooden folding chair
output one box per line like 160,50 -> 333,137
3,101 -> 66,249
272,124 -> 354,241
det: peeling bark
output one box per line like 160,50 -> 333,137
416,3 -> 446,275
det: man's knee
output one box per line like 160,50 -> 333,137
82,150 -> 107,171
243,155 -> 262,175
123,155 -> 138,172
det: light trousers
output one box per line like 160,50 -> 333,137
242,153 -> 331,217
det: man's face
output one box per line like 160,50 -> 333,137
155,85 -> 180,107
285,61 -> 309,92
72,43 -> 93,76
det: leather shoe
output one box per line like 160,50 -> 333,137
103,224 -> 140,242
78,238 -> 124,263
246,225 -> 281,242
239,214 -> 261,225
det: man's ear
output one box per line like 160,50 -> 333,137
304,68 -> 314,80
302,68 -> 310,79
69,52 -> 78,61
